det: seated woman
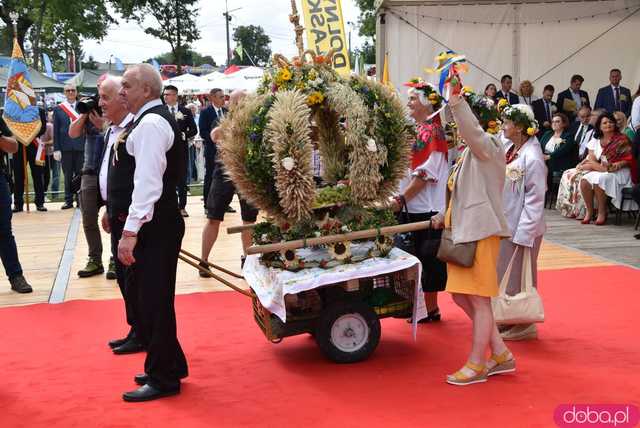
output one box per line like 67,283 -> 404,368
540,112 -> 578,187
613,110 -> 636,142
579,112 -> 635,225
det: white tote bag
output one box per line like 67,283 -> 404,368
492,246 -> 545,324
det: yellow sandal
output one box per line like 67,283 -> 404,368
487,350 -> 516,377
446,361 -> 488,386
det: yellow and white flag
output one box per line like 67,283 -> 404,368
300,0 -> 351,76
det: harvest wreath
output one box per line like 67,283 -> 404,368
218,50 -> 412,270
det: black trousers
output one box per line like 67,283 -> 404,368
109,214 -> 137,336
203,150 -> 216,208
127,210 -> 188,389
61,151 -> 83,204
176,144 -> 189,209
12,143 -> 46,207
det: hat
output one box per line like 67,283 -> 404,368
501,103 -> 538,136
403,77 -> 443,108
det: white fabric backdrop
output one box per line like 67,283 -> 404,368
379,0 -> 640,102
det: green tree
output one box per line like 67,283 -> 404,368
353,0 -> 376,64
0,0 -> 113,70
114,0 -> 200,74
230,25 -> 271,67
153,49 -> 217,67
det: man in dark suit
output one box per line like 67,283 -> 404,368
532,85 -> 556,136
53,84 -> 85,209
12,107 -> 47,212
198,88 -> 229,213
496,74 -> 519,105
568,106 -> 594,159
163,85 -> 197,217
556,74 -> 590,122
594,68 -> 632,116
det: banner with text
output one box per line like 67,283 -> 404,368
301,0 -> 351,76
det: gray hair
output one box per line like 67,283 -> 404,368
129,63 -> 163,97
407,87 -> 428,106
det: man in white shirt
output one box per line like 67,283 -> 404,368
93,76 -> 140,356
116,64 -> 188,402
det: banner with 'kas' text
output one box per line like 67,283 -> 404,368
301,0 -> 351,76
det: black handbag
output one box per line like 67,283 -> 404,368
394,199 -> 441,259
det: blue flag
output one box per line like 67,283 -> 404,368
42,53 -> 54,77
114,57 -> 125,71
151,59 -> 161,71
2,39 -> 42,145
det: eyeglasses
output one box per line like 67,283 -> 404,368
64,89 -> 76,93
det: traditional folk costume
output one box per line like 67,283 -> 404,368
110,100 -> 188,394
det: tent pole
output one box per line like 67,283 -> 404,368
513,4 -> 521,85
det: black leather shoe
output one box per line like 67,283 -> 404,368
61,202 -> 74,209
198,261 -> 212,278
134,373 -> 149,386
36,205 -> 47,212
112,339 -> 144,355
12,206 -> 23,213
9,275 -> 33,293
122,384 -> 180,402
225,206 -> 236,213
108,336 -> 129,349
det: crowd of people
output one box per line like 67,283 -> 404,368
0,63 -> 638,395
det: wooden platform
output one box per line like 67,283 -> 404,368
0,199 -> 634,309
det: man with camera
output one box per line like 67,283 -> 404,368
0,115 -> 33,293
53,84 -> 85,209
162,85 -> 197,218
68,78 -> 114,279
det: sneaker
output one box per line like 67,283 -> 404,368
106,258 -> 117,280
180,209 -> 189,217
78,258 -> 105,278
10,275 -> 33,293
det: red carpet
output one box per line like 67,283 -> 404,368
1,265 -> 639,428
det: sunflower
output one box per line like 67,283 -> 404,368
278,68 -> 292,82
328,241 -> 351,261
497,98 -> 509,110
527,127 -> 537,136
307,91 -> 325,105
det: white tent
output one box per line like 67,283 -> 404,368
213,66 -> 265,92
376,0 -> 640,100
201,71 -> 224,82
163,73 -> 209,95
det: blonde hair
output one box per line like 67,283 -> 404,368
519,80 -> 534,97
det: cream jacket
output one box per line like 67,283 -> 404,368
448,96 -> 511,244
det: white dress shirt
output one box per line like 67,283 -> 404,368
571,90 -> 583,109
99,113 -> 134,201
124,99 -> 175,233
398,151 -> 448,214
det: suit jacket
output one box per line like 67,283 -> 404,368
594,85 -> 632,116
198,105 -> 227,160
556,88 -> 590,121
167,104 -> 197,145
53,103 -> 85,152
502,137 -> 547,247
496,90 -> 519,105
531,98 -> 557,135
540,130 -> 578,173
447,96 -> 511,245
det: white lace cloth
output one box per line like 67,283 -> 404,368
243,245 -> 426,338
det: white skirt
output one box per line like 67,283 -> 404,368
582,168 -> 634,209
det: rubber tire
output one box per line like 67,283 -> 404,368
314,300 -> 381,363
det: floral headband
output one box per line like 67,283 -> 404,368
500,103 -> 539,136
404,78 -> 443,108
460,86 -> 501,134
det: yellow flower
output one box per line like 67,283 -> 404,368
527,127 -> 536,136
487,120 -> 497,129
278,68 -> 292,81
462,86 -> 473,94
487,127 -> 498,134
308,69 -> 318,80
295,82 -> 305,90
428,93 -> 438,101
307,91 -> 324,105
498,98 -> 509,109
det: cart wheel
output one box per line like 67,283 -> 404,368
315,300 -> 381,363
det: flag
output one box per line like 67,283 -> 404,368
42,53 -> 53,77
382,52 -> 391,86
2,39 -> 42,146
235,43 -> 243,60
114,57 -> 125,71
151,59 -> 161,71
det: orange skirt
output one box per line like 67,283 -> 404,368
445,235 -> 502,298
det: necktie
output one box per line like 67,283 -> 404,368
614,87 -> 621,111
217,108 -> 223,119
545,101 -> 550,122
575,124 -> 584,144
171,106 -> 175,115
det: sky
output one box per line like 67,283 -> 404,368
83,0 -> 366,66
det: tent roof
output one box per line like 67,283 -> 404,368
377,0 -> 597,7
64,69 -> 122,90
0,65 -> 66,91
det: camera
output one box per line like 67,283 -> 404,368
76,94 -> 102,115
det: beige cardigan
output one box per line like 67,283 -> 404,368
448,96 -> 511,244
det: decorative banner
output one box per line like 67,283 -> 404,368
2,39 -> 42,146
425,50 -> 469,102
301,0 -> 351,76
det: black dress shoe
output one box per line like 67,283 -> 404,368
134,373 -> 149,386
122,384 -> 180,402
12,206 -> 23,213
61,202 -> 74,210
198,261 -> 212,278
112,339 -> 144,355
108,336 -> 129,349
36,205 -> 47,212
225,206 -> 236,213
